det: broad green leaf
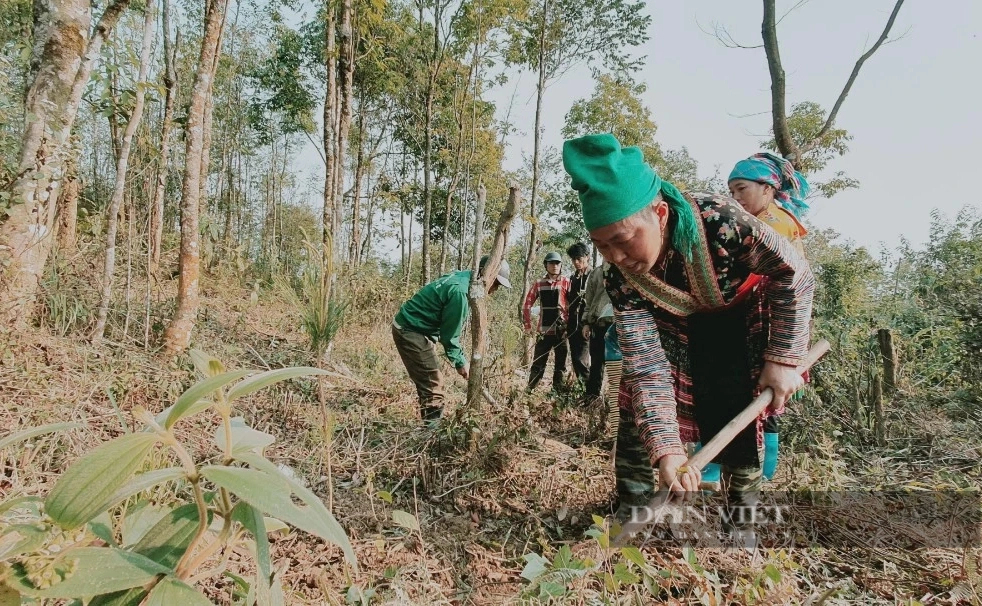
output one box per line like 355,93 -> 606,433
226,367 -> 329,402
88,587 -> 146,606
0,584 -> 19,606
166,370 -> 252,429
46,433 -> 159,530
612,562 -> 640,585
520,553 -> 550,582
153,400 -> 215,429
0,495 -> 42,517
391,510 -> 419,532
7,547 -> 168,598
108,468 -> 185,512
231,502 -> 271,596
130,503 -> 206,569
620,546 -> 647,569
539,580 -> 567,598
122,502 -> 169,546
233,453 -> 356,567
89,511 -> 115,545
202,464 -> 355,567
144,576 -> 212,605
764,563 -> 782,583
377,491 -> 393,504
0,524 -> 48,561
214,418 -> 275,455
0,422 -> 83,450
189,349 -> 225,378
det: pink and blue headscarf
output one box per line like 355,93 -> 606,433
728,152 -> 811,218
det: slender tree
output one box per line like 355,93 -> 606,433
162,0 -> 230,355
149,0 -> 177,277
92,0 -> 157,343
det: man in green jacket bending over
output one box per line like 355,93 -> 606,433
393,257 -> 512,422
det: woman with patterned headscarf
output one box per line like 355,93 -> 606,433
727,152 -> 812,484
728,152 -> 810,254
563,134 -> 814,540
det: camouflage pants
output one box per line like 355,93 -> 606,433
615,407 -> 762,518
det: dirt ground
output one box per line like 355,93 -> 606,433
2,278 -> 980,604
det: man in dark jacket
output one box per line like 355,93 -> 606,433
566,242 -> 592,385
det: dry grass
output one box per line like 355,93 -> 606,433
3,270 -> 982,605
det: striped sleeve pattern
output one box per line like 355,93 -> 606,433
739,218 -> 814,366
705,197 -> 815,367
615,308 -> 687,465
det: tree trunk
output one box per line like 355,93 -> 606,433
420,1 -> 443,286
349,103 -> 365,265
56,149 -> 80,253
438,99 -> 467,275
464,184 -> 520,413
465,184 -> 487,411
361,177 -> 375,259
162,0 -> 228,355
0,0 -> 131,328
92,0 -> 156,344
334,0 -> 354,257
520,0 -> 549,363
197,7 -> 225,270
150,0 -> 177,278
877,328 -> 898,395
322,3 -> 337,255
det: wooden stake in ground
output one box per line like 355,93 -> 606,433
463,184 -> 520,413
614,339 -> 831,544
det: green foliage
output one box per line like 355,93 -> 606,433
555,75 -> 719,237
764,101 -> 858,198
507,0 -> 651,79
562,74 -> 663,167
519,516 -> 671,601
908,208 -> 982,387
247,24 -> 319,138
0,351 -> 354,603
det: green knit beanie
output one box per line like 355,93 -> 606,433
562,133 -> 698,260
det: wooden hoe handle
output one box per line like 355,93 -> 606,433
615,339 -> 831,544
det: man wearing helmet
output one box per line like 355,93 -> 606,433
522,251 -> 572,393
393,256 -> 512,423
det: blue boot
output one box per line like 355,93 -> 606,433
762,432 -> 779,480
689,442 -> 721,490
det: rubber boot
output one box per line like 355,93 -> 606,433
762,432 -> 779,480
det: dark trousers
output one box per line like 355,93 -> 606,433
567,321 -> 591,382
528,333 -> 568,392
392,325 -> 445,421
585,320 -> 611,396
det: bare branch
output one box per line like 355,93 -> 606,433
761,0 -> 797,159
697,17 -> 762,49
800,0 -> 906,154
728,109 -> 772,119
776,0 -> 814,26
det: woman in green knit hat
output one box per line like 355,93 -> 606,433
562,133 -> 814,533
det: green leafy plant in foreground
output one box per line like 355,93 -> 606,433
519,516 -> 674,602
0,350 -> 356,605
